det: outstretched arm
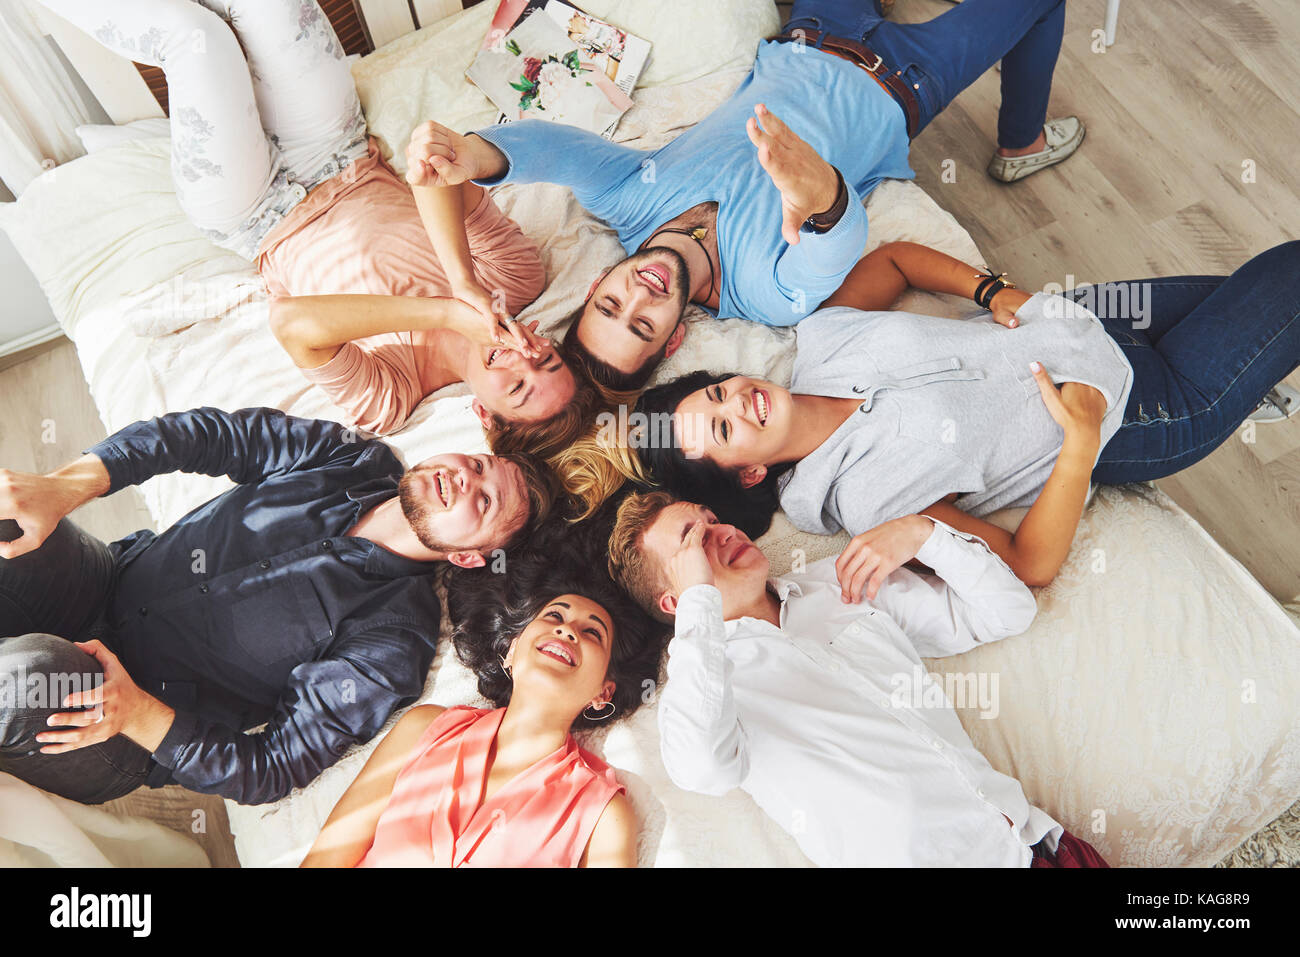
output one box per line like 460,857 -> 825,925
1,408 -> 373,558
270,294 -> 545,370
823,241 -> 1029,326
921,366 -> 1106,587
403,117 -> 645,226
300,704 -> 445,868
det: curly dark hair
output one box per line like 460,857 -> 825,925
446,527 -> 667,729
635,370 -> 791,540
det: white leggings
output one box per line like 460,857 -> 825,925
39,0 -> 368,259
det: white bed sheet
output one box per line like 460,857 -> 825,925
2,0 -> 1296,868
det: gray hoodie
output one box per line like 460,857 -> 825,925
777,294 -> 1134,535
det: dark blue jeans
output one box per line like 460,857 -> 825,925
0,519 -> 151,804
787,0 -> 1065,147
1078,241 -> 1300,484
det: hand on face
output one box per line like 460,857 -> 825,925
505,594 -> 616,718
745,104 -> 839,246
444,294 -> 549,359
467,335 -> 575,425
645,503 -> 768,617
667,521 -> 716,594
576,249 -> 690,378
400,453 -> 528,559
835,514 -> 935,603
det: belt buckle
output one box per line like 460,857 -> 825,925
864,52 -> 883,72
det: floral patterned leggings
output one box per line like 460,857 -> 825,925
38,0 -> 368,259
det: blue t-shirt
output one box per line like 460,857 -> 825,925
472,40 -> 913,326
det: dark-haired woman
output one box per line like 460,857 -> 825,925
300,577 -> 662,867
636,240 -> 1300,592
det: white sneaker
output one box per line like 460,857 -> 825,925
1248,384 -> 1300,423
987,116 -> 1086,183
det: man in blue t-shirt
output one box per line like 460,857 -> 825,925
411,0 -> 1079,389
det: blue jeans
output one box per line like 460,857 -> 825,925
787,0 -> 1065,147
0,519 -> 151,804
1079,241 -> 1300,484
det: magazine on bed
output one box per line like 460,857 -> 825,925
467,0 -> 652,139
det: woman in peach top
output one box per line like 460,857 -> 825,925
43,0 -> 604,452
301,557 -> 664,867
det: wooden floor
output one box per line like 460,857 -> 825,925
1,0 -> 1295,867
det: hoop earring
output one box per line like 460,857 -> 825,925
499,655 -> 512,680
583,700 -> 616,721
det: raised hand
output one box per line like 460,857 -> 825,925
405,120 -> 481,188
451,282 -> 542,357
745,103 -> 840,246
440,296 -> 551,360
834,514 -> 935,603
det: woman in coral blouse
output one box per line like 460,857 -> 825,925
301,558 -> 663,867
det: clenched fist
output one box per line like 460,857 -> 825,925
405,120 -> 503,188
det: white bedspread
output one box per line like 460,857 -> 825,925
2,0 -> 1296,868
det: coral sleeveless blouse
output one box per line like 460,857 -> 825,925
357,707 -> 625,868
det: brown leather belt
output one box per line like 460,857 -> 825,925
770,29 -> 920,139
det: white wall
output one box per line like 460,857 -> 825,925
0,201 -> 60,356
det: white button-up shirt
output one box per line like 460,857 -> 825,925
657,520 -> 1063,867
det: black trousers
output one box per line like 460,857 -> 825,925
0,519 -> 151,803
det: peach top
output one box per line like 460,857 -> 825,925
258,139 -> 546,434
356,706 -> 625,868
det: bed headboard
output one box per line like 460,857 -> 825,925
35,0 -> 488,123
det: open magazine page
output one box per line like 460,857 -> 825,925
471,0 -> 651,138
542,0 -> 651,99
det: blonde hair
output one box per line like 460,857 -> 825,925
607,490 -> 677,623
549,422 -> 649,521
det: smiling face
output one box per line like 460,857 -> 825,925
505,594 -> 617,718
398,452 -> 529,553
573,248 -> 691,379
464,341 -> 576,424
673,375 -> 795,472
641,501 -> 770,618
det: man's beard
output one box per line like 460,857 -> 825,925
398,469 -> 457,552
623,246 -> 692,323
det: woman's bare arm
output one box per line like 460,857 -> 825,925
579,792 -> 638,868
824,241 -> 1030,325
269,294 -> 484,369
299,704 -> 445,868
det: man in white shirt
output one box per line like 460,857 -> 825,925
606,490 -> 1109,867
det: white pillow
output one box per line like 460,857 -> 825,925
75,118 -> 171,153
0,139 -> 250,335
